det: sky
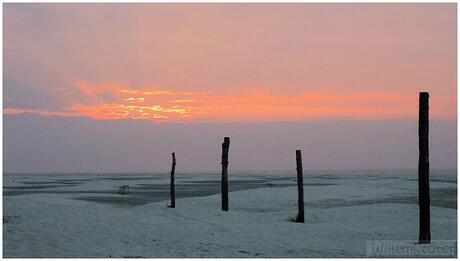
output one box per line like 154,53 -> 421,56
3,3 -> 457,172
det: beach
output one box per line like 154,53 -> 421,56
3,170 -> 457,257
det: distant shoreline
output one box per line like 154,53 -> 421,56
3,168 -> 457,176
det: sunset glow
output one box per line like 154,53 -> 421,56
4,4 -> 456,123
4,81 -> 456,122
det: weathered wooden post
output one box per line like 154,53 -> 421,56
221,137 -> 230,211
169,152 -> 176,208
295,150 -> 305,223
418,92 -> 430,243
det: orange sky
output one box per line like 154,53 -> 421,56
4,4 -> 457,122
4,81 -> 456,122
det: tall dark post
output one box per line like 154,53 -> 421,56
169,152 -> 176,208
418,92 -> 430,243
221,137 -> 230,211
295,150 -> 305,223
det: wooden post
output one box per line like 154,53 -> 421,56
169,152 -> 176,208
295,150 -> 305,223
221,137 -> 230,211
418,92 -> 430,243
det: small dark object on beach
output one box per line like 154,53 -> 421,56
118,185 -> 130,195
3,215 -> 19,224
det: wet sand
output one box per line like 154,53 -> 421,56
3,172 -> 456,209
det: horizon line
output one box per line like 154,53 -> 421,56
4,168 -> 457,175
